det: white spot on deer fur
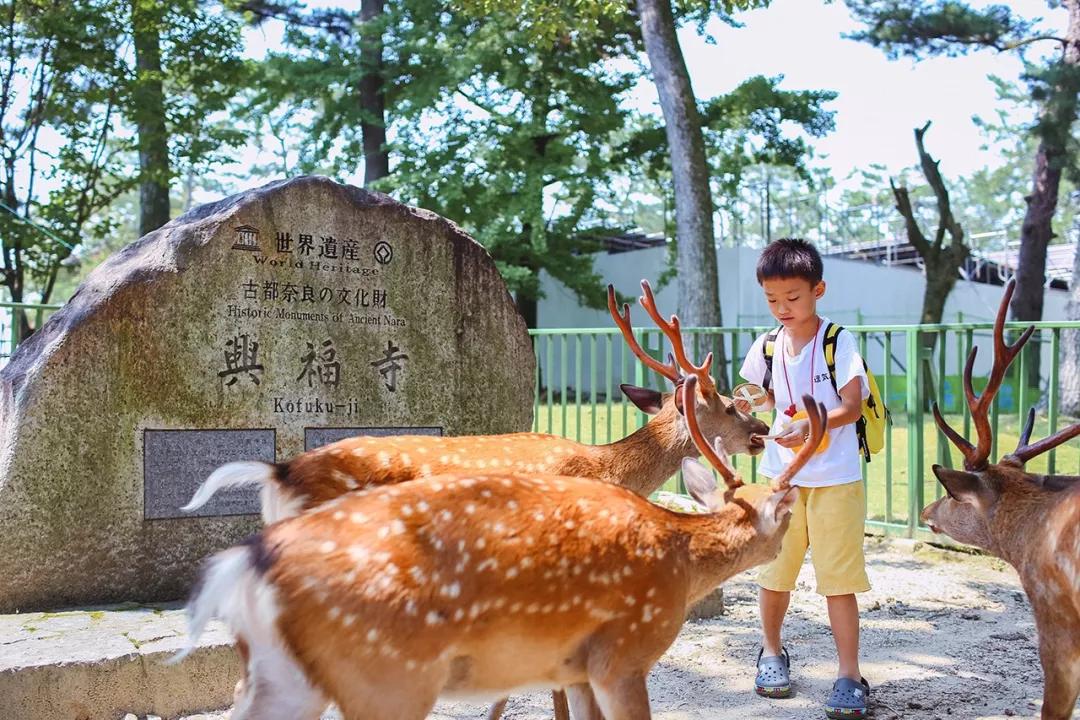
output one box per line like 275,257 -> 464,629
417,500 -> 430,512
406,660 -> 417,670
320,541 -> 337,554
343,614 -> 355,627
454,608 -> 465,622
328,606 -> 341,620
409,567 -> 426,583
646,588 -> 656,598
624,595 -> 636,607
367,628 -> 378,642
401,505 -> 414,516
501,479 -> 513,488
391,519 -> 406,535
378,526 -> 390,539
350,512 -> 368,524
377,452 -> 391,467
475,537 -> 486,549
426,611 -> 443,626
558,602 -> 569,612
441,582 -> 461,599
630,622 -> 638,632
439,510 -> 453,523
520,557 -> 533,569
439,455 -> 450,463
526,603 -> 539,613
465,503 -> 476,515
332,470 -> 358,489
431,482 -> 444,492
506,567 -> 519,579
508,500 -> 519,510
348,545 -> 370,564
400,453 -> 412,466
493,522 -> 506,534
469,603 -> 481,620
572,595 -> 582,606
494,597 -> 507,609
477,558 -> 497,572
534,512 -> 545,522
623,566 -> 633,577
642,605 -> 655,623
333,511 -> 346,521
405,600 -> 418,616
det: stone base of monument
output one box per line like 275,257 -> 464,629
687,586 -> 725,620
0,603 -> 239,720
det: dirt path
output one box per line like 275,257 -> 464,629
176,536 -> 1062,720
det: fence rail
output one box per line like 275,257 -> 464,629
4,302 -> 1076,541
529,321 -> 1080,540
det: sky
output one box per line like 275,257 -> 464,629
236,0 -> 1066,193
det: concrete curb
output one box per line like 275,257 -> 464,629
0,603 -> 237,720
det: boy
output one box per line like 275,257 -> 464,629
735,238 -> 872,719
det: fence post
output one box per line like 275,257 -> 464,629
906,328 -> 925,538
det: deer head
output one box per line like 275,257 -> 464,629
609,280 -> 768,456
922,279 -> 1080,554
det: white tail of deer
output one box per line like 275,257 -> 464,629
181,280 -> 767,524
183,378 -> 824,720
923,279 -> 1080,720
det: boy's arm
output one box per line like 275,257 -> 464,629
774,378 -> 861,447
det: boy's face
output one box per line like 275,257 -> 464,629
761,276 -> 825,328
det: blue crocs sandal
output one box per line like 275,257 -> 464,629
824,677 -> 870,719
755,647 -> 792,698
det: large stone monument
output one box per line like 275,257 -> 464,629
0,176 -> 534,611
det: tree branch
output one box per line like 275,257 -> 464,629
890,177 -> 930,257
913,121 -> 965,252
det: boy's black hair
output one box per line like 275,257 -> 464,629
756,237 -> 823,285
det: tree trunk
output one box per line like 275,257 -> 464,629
1011,0 -> 1080,390
131,0 -> 171,237
359,0 -> 388,185
635,0 -> 728,392
1059,210 -> 1080,417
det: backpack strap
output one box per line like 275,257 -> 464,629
761,327 -> 781,391
822,322 -> 842,398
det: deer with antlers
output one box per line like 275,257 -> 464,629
922,280 -> 1080,720
182,279 -> 767,720
182,280 -> 767,522
181,378 -> 824,720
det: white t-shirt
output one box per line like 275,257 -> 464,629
739,318 -> 869,488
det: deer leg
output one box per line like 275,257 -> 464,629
1038,640 -> 1080,720
565,683 -> 604,720
486,697 -> 509,720
230,645 -> 327,720
553,689 -> 571,720
590,674 -> 651,720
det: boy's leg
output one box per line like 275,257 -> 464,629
805,482 -> 871,678
759,588 -> 790,657
826,593 -> 861,681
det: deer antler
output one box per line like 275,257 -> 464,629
681,375 -> 742,490
1002,406 -> 1080,467
932,279 -> 1035,471
608,285 -> 682,384
638,280 -> 716,394
771,396 -> 828,491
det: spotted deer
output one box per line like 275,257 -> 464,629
921,280 -> 1080,720
182,279 -> 767,523
181,377 -> 822,720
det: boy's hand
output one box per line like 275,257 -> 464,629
775,418 -> 810,449
732,397 -> 752,414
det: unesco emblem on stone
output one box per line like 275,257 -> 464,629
232,224 -> 261,251
373,241 -> 393,265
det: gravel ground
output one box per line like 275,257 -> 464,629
167,536 -> 1064,720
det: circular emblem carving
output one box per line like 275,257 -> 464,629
373,241 -> 393,265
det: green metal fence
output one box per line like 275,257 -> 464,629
0,301 -> 61,362
529,321 -> 1080,541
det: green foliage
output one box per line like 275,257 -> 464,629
844,1 -> 1034,58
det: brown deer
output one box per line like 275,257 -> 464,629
182,280 -> 767,720
180,377 -> 823,720
921,279 -> 1080,720
182,279 -> 767,522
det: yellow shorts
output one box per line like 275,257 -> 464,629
757,481 -> 871,596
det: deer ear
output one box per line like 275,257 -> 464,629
762,486 -> 798,522
681,457 -> 719,509
932,465 -> 984,504
621,384 -> 664,415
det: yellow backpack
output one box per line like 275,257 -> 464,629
762,323 -> 889,462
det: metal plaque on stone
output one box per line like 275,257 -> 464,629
144,429 -> 276,520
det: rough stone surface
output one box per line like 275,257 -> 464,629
0,602 -> 238,720
0,176 -> 534,611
